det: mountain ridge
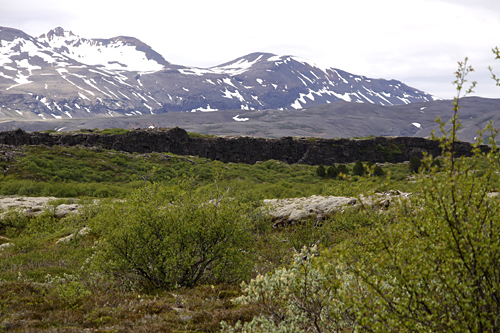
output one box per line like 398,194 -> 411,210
1,26 -> 437,121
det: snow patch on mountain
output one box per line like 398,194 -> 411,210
221,88 -> 245,103
210,54 -> 264,76
191,104 -> 218,112
233,114 -> 249,122
38,28 -> 164,72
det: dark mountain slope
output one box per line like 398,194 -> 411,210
1,97 -> 498,143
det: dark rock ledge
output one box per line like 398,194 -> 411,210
0,127 -> 487,165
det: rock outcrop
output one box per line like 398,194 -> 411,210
0,196 -> 80,219
265,190 -> 411,227
0,127 -> 488,165
264,195 -> 357,227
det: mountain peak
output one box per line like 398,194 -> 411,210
34,28 -> 168,71
39,27 -> 76,40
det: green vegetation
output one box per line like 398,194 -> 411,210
0,145 -> 422,200
327,165 -> 338,178
352,159 -> 365,176
409,155 -> 422,173
315,164 -> 326,178
352,134 -> 376,140
375,142 -> 403,160
373,164 -> 385,176
336,164 -> 349,176
89,180 -> 257,289
1,52 -> 499,332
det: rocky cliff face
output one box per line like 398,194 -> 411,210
0,127 -> 484,165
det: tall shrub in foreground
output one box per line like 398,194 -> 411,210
89,180 -> 257,289
339,57 -> 500,332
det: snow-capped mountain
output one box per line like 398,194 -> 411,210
37,27 -> 168,72
0,26 -> 438,120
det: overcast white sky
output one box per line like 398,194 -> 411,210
1,0 -> 500,99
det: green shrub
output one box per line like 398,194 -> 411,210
373,165 -> 385,176
221,246 -> 354,333
336,164 -> 349,177
316,165 -> 326,178
327,165 -> 338,178
89,180 -> 257,289
45,273 -> 91,308
339,57 -> 500,332
409,156 -> 421,173
431,158 -> 442,170
352,160 -> 365,176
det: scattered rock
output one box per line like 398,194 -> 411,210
55,227 -> 91,244
0,242 -> 13,250
55,204 -> 80,218
359,190 -> 411,209
0,196 -> 81,219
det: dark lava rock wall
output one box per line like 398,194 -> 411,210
0,127 -> 485,165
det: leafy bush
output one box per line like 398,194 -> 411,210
430,157 -> 442,170
373,165 -> 385,176
89,180 -> 258,289
221,246 -> 354,333
316,165 -> 326,178
45,273 -> 91,308
327,165 -> 338,178
338,57 -> 500,332
409,156 -> 421,173
352,160 -> 365,176
336,164 -> 349,177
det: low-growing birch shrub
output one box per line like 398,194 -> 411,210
89,179 -> 258,289
221,246 -> 356,333
45,273 -> 91,308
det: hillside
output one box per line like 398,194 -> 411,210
1,96 -> 499,142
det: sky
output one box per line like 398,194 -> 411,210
1,0 -> 500,100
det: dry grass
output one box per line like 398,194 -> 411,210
0,281 -> 259,332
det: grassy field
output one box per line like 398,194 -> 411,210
0,139 -> 498,332
0,144 -> 424,199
